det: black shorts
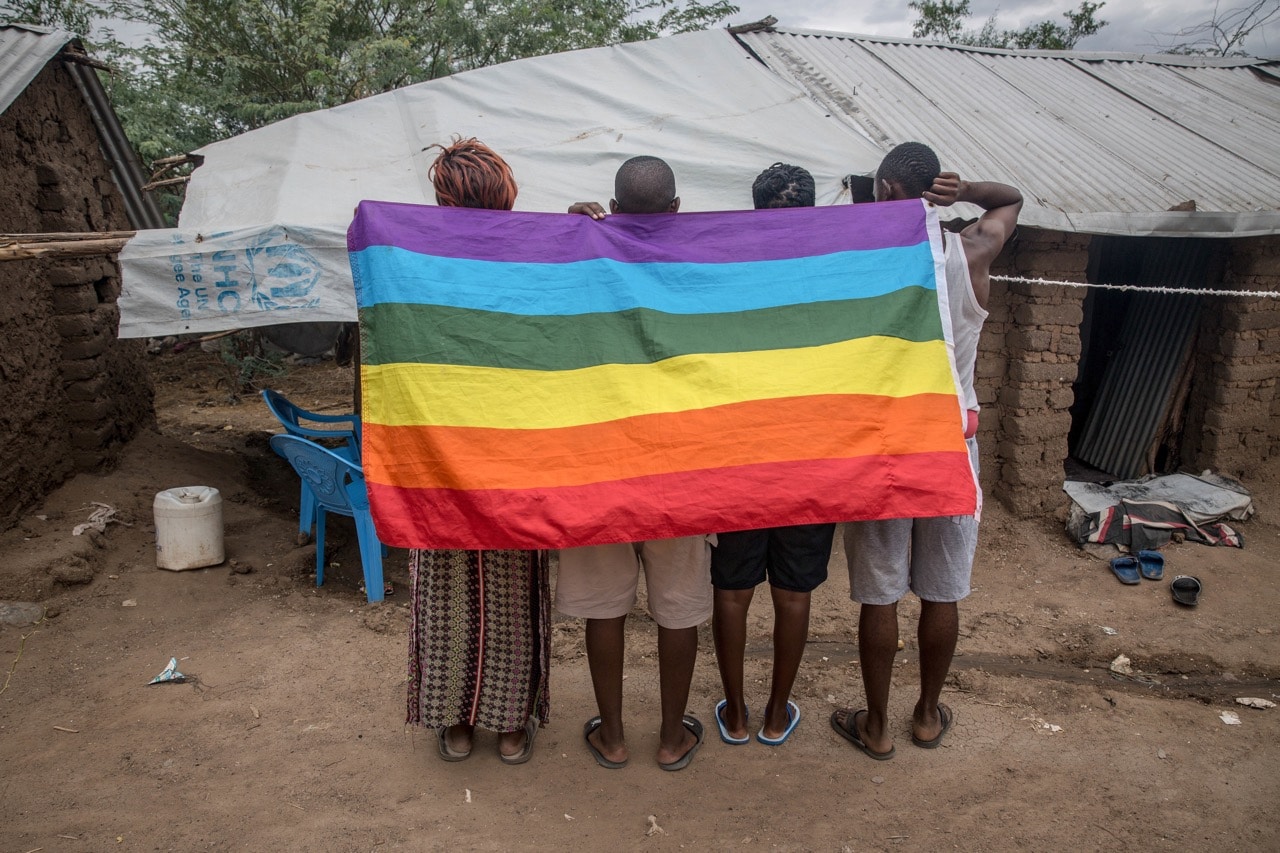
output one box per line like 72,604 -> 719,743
711,523 -> 835,593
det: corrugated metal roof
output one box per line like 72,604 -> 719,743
0,23 -> 70,115
1,23 -> 164,229
736,28 -> 1280,237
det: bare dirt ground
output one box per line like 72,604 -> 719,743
2,348 -> 1279,852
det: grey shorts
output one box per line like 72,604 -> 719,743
844,437 -> 980,605
555,535 -> 713,629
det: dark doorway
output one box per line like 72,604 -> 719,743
1068,236 -> 1222,480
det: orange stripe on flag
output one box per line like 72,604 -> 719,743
363,393 -> 965,491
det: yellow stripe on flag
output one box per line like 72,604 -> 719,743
362,336 -> 957,429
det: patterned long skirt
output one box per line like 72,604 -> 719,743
406,549 -> 550,732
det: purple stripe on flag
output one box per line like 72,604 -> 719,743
346,198 -> 928,263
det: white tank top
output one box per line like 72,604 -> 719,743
943,236 -> 988,413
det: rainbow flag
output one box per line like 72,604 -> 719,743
348,199 -> 976,550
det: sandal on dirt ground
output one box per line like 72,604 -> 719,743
1110,556 -> 1141,585
1137,550 -> 1165,581
714,699 -> 750,745
910,703 -> 954,749
1171,575 -> 1202,607
756,700 -> 801,746
583,716 -> 627,769
436,726 -> 472,762
499,716 -> 539,766
830,708 -> 895,761
658,714 -> 704,772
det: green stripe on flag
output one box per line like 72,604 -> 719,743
360,286 -> 943,370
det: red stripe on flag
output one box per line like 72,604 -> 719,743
366,451 -> 977,550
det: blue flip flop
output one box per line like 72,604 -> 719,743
714,699 -> 750,745
1110,556 -> 1141,585
756,700 -> 801,746
1137,550 -> 1164,580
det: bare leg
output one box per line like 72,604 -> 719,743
842,601 -> 897,755
913,599 -> 958,742
444,723 -> 474,754
585,615 -> 628,765
497,727 -> 525,757
655,624 -> 699,765
760,586 -> 810,738
712,587 -> 753,739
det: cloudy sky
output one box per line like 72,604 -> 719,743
722,1 -> 1280,55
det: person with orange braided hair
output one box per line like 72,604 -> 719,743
404,138 -> 550,766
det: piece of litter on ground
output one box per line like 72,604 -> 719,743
896,639 -> 905,650
250,704 -> 260,719
464,789 -> 471,803
1157,748 -> 1167,759
107,574 -> 119,579
148,657 -> 186,685
1100,626 -> 1118,636
645,815 -> 665,837
826,694 -> 836,703
871,776 -> 885,785
122,599 -> 137,608
52,725 -> 79,733
564,814 -> 574,821
1219,710 -> 1242,725
72,501 -> 132,536
821,656 -> 829,662
1235,697 -> 1276,710
1109,654 -> 1133,675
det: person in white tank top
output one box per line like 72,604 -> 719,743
832,142 -> 1022,760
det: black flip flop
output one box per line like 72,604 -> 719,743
1171,575 -> 1202,607
911,703 -> 954,749
830,708 -> 895,760
583,716 -> 627,769
658,714 -> 704,772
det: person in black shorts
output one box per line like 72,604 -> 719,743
710,163 -> 836,747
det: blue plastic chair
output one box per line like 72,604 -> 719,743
262,389 -> 362,542
269,434 -> 387,603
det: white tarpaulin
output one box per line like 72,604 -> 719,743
118,29 -> 888,338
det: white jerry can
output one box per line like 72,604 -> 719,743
153,486 -> 225,570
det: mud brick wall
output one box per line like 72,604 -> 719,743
1182,235 -> 1280,476
0,60 -> 154,528
976,229 -> 1088,517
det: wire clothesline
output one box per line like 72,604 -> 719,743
992,274 -> 1280,299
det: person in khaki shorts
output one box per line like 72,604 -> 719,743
559,156 -> 712,772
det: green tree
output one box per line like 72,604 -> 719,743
910,0 -> 1106,50
0,0 -> 97,35
1158,0 -> 1279,56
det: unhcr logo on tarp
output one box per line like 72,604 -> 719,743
117,223 -> 355,338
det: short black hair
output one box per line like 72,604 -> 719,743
876,142 -> 941,199
614,156 -> 677,213
752,163 -> 815,209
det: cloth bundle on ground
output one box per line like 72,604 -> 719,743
1064,472 -> 1252,551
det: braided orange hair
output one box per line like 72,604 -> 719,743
428,137 -> 518,211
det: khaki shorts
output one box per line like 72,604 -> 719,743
555,535 -> 713,629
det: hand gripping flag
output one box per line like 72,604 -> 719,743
348,199 -> 977,550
